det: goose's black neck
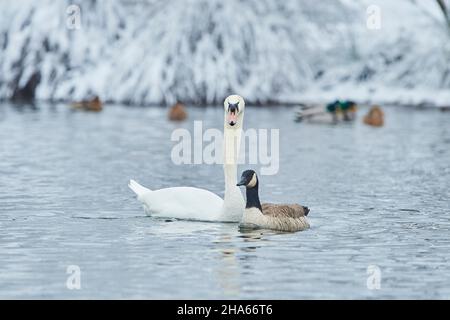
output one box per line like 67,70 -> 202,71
245,182 -> 262,211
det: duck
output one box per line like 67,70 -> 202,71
294,103 -> 323,122
71,96 -> 103,112
338,100 -> 357,122
295,100 -> 357,124
363,105 -> 384,127
128,95 -> 246,222
237,170 -> 310,232
168,102 -> 187,121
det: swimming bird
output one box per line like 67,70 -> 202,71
295,100 -> 357,124
237,170 -> 310,232
71,96 -> 103,112
128,95 -> 246,222
168,102 -> 187,121
363,105 -> 384,127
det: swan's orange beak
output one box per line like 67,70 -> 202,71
227,111 -> 238,126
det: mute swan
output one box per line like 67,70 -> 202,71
237,170 -> 310,232
128,95 -> 245,222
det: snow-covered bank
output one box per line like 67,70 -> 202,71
0,0 -> 449,106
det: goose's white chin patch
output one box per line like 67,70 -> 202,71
247,173 -> 257,188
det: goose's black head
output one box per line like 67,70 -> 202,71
237,170 -> 261,210
237,170 -> 258,189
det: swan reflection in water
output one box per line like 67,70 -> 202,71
214,228 -> 273,297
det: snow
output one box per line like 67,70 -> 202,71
0,0 -> 449,106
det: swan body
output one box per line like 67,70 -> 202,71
129,180 -> 224,221
237,170 -> 310,232
129,95 -> 245,222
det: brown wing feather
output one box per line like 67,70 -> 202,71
261,203 -> 307,218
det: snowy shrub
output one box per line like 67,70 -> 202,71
0,0 -> 449,105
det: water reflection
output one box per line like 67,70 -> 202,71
215,234 -> 241,297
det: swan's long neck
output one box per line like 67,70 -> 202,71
220,112 -> 245,221
223,129 -> 240,194
224,163 -> 238,191
223,112 -> 244,191
245,183 -> 262,212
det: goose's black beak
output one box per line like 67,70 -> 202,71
303,206 -> 310,216
237,177 -> 247,187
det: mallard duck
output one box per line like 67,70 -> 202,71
295,100 -> 357,123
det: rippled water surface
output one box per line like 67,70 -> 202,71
0,102 -> 449,299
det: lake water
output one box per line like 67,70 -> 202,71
0,102 -> 449,299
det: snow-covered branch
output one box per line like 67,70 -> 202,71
0,0 -> 449,106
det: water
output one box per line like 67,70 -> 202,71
0,102 -> 449,299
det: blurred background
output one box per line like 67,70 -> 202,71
1,0 -> 450,106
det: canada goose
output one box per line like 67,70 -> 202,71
168,102 -> 187,121
237,170 -> 310,232
363,105 -> 384,127
71,96 -> 103,112
128,95 -> 245,222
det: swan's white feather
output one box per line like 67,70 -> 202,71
128,179 -> 151,196
135,185 -> 226,222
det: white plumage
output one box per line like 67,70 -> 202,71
128,180 -> 225,221
128,95 -> 246,222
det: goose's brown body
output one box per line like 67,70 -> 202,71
237,170 -> 310,232
262,203 -> 308,219
241,206 -> 310,232
263,203 -> 310,231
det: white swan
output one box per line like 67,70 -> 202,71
128,95 -> 245,222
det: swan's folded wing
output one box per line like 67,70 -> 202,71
261,203 -> 307,218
